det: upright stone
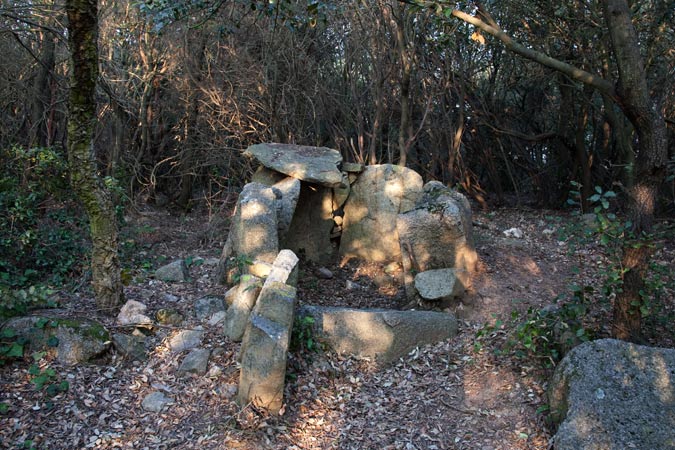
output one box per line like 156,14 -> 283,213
340,164 -> 423,263
264,249 -> 300,288
397,182 -> 478,300
271,177 -> 301,242
282,182 -> 335,264
238,281 -> 297,414
216,182 -> 279,283
244,143 -> 343,187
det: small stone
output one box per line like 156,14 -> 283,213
155,260 -> 189,282
207,365 -> 223,378
112,333 -> 147,361
169,328 -> 203,352
177,348 -> 210,375
316,267 -> 334,279
141,391 -> 173,413
503,227 -> 524,239
155,309 -> 183,326
163,293 -> 180,302
117,300 -> 152,326
194,295 -> 226,320
345,280 -> 362,290
384,262 -> 400,274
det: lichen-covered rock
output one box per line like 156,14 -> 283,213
548,339 -> 675,450
3,316 -> 110,365
340,164 -> 423,264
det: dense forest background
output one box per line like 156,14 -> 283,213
1,0 -> 673,295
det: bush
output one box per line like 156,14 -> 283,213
0,146 -> 88,289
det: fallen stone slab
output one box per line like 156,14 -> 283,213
298,306 -> 458,365
263,249 -> 299,288
245,143 -> 343,187
548,339 -> 675,450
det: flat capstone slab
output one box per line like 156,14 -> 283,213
244,143 -> 343,188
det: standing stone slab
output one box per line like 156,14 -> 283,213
282,182 -> 335,264
216,182 -> 279,283
238,282 -> 297,414
397,183 -> 477,300
271,177 -> 301,242
244,143 -> 343,187
298,306 -> 458,365
340,164 -> 423,264
548,339 -> 675,450
223,275 -> 262,341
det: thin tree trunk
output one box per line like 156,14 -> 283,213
66,0 -> 124,312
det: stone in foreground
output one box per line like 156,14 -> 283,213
298,306 -> 458,365
117,300 -> 152,326
177,348 -> 211,375
223,275 -> 262,342
548,339 -> 675,450
169,328 -> 203,352
245,143 -> 343,187
238,282 -> 297,414
142,391 -> 173,413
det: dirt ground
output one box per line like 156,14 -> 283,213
1,204 -> 673,449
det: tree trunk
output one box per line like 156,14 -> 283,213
66,0 -> 124,312
603,0 -> 668,341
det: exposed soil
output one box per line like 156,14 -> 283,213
1,204 -> 673,449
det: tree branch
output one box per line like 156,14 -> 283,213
449,9 -> 618,100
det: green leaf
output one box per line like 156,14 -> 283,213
0,402 -> 8,414
58,380 -> 69,392
603,190 -> 617,198
28,364 -> 40,376
5,343 -> 24,358
32,374 -> 49,389
594,186 -> 602,194
32,351 -> 46,361
46,336 -> 59,347
601,199 -> 609,209
35,318 -> 49,329
589,194 -> 601,202
1,328 -> 16,339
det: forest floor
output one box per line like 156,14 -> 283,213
1,203 -> 673,450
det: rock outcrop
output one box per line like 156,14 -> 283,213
548,339 -> 675,450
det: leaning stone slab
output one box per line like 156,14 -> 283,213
414,268 -> 466,302
340,164 -> 423,264
397,183 -> 477,300
3,316 -> 110,365
155,259 -> 189,282
298,306 -> 458,365
238,282 -> 297,414
223,275 -> 262,341
548,339 -> 675,450
245,143 -> 343,187
271,177 -> 301,242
